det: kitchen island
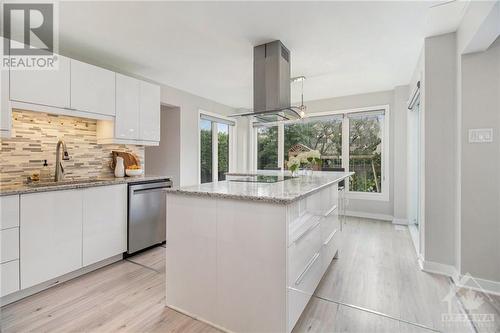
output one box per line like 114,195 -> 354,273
165,171 -> 352,333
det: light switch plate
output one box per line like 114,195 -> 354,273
468,128 -> 493,143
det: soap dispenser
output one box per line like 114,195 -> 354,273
40,159 -> 51,181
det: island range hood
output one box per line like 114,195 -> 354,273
231,40 -> 305,123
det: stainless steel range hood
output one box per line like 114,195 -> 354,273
231,40 -> 305,123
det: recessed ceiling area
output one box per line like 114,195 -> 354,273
54,1 -> 465,108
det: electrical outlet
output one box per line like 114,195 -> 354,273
468,128 -> 493,143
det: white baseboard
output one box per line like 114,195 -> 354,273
392,218 -> 408,225
344,210 -> 393,222
421,260 -> 460,282
456,275 -> 500,297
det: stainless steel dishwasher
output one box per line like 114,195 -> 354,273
127,178 -> 172,255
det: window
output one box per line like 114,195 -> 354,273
284,117 -> 342,171
200,119 -> 213,183
253,106 -> 389,199
199,112 -> 235,183
348,112 -> 384,193
256,125 -> 279,170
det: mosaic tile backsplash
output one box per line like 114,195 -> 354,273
0,110 -> 144,186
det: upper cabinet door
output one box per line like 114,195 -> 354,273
10,55 -> 70,109
139,81 -> 160,141
0,66 -> 10,132
70,60 -> 115,116
115,74 -> 139,140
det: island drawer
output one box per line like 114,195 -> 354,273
321,228 -> 340,274
288,249 -> 323,332
288,221 -> 321,286
320,208 -> 339,244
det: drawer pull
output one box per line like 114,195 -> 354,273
295,252 -> 320,286
294,220 -> 320,244
324,205 -> 337,217
324,229 -> 338,246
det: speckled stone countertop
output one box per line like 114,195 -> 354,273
166,171 -> 353,205
0,175 -> 171,196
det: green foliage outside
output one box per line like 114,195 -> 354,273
257,126 -> 278,170
284,120 -> 342,170
255,115 -> 383,193
200,128 -> 212,183
218,131 -> 229,180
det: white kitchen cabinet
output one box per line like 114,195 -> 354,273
0,228 -> 19,263
10,55 -> 71,109
70,60 -> 116,116
20,190 -> 83,289
115,74 -> 140,140
0,65 -> 11,135
1,260 -> 19,297
0,195 -> 19,230
82,185 -> 127,266
139,81 -> 161,142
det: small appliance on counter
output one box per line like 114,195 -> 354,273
127,178 -> 172,255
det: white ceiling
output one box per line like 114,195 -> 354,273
54,1 -> 466,108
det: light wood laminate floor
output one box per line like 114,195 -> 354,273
1,218 -> 498,333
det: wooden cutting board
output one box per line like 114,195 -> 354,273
111,151 -> 141,170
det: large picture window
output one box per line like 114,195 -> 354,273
253,106 -> 389,199
199,112 -> 235,183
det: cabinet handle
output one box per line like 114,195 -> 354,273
324,205 -> 337,217
294,220 -> 320,244
323,229 -> 337,246
295,252 -> 320,286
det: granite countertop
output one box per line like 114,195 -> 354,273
166,171 -> 353,205
0,175 -> 171,196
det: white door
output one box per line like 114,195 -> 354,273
82,185 -> 127,266
115,74 -> 139,140
10,55 -> 71,109
70,60 -> 116,116
139,81 -> 160,141
20,190 -> 83,289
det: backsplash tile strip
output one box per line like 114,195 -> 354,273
0,110 -> 144,186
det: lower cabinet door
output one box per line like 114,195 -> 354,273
20,190 -> 83,289
1,260 -> 19,297
82,185 -> 127,266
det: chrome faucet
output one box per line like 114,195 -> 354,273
55,139 -> 70,182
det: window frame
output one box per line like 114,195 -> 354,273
198,110 -> 236,184
252,105 -> 390,201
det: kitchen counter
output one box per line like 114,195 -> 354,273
166,171 -> 352,204
0,175 -> 171,196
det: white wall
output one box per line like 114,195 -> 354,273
158,84 -> 237,186
145,106 -> 181,186
393,85 -> 409,224
422,33 -> 458,267
460,37 -> 500,284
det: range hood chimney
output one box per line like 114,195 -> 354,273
231,40 -> 305,123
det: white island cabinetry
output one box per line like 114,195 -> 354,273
166,172 -> 350,333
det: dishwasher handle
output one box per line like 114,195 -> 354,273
133,186 -> 170,194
